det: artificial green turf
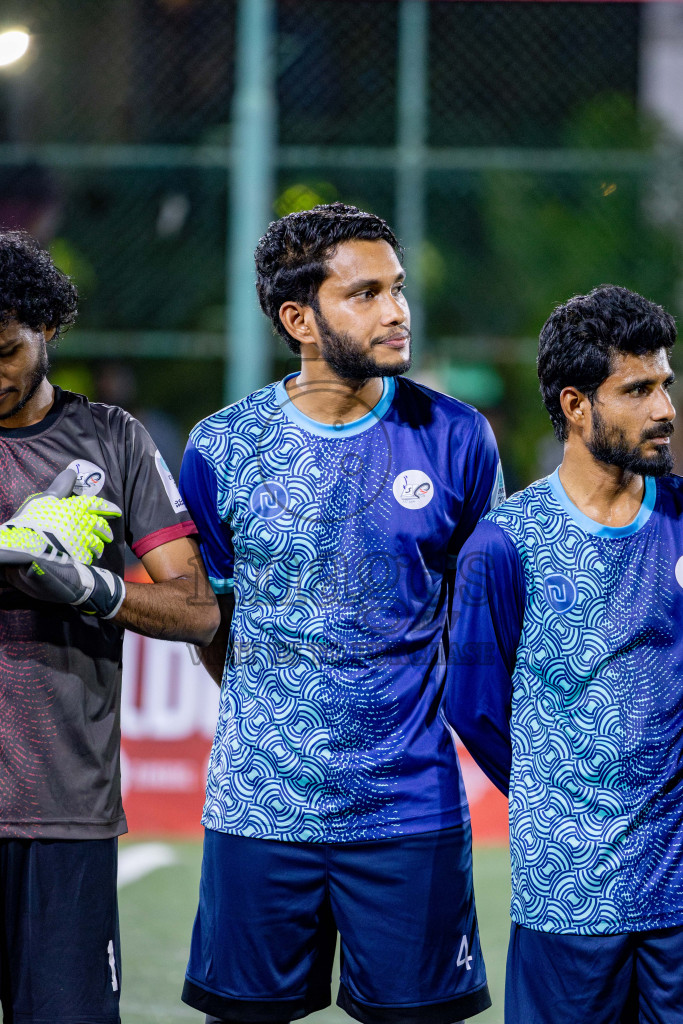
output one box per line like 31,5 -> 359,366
118,841 -> 511,1024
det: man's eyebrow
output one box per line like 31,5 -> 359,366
620,373 -> 676,390
345,271 -> 406,292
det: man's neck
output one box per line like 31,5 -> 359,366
285,360 -> 385,425
558,442 -> 645,528
0,380 -> 55,429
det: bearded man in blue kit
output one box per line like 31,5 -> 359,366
179,203 -> 506,1024
448,285 -> 683,1024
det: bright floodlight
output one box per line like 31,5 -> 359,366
0,30 -> 30,68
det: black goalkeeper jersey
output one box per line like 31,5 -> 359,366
0,387 -> 196,839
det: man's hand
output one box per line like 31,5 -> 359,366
5,557 -> 126,619
5,468 -> 122,564
0,467 -> 124,618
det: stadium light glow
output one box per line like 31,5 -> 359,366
0,29 -> 30,68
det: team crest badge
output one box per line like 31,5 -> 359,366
66,458 -> 106,496
393,470 -> 434,510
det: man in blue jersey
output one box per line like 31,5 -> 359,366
179,203 -> 504,1024
446,285 -> 683,1023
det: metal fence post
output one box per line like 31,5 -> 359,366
396,0 -> 429,370
225,0 -> 276,406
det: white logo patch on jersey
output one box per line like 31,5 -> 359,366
154,451 -> 187,513
66,459 -> 106,496
675,556 -> 683,590
393,470 -> 434,510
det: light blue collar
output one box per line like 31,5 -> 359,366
274,373 -> 396,438
547,468 -> 656,538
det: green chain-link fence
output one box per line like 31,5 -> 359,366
0,1 -> 678,485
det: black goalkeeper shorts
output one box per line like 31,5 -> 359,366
0,836 -> 121,1024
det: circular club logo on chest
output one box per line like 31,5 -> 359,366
249,480 -> 290,520
392,470 -> 434,510
543,573 -> 578,614
66,459 -> 106,496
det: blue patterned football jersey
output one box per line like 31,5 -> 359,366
447,469 -> 683,934
179,374 -> 502,842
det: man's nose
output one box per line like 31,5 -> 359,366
380,292 -> 407,325
653,386 -> 676,422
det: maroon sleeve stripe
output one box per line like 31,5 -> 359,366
131,520 -> 198,558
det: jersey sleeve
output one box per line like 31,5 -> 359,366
179,438 -> 235,595
119,413 -> 197,558
444,518 -> 525,795
449,414 -> 505,563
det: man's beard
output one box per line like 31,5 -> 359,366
313,308 -> 412,382
587,405 -> 675,477
0,343 -> 49,421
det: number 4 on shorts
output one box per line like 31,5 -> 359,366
457,934 -> 473,971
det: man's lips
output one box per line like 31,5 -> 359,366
374,333 -> 410,349
642,425 -> 674,444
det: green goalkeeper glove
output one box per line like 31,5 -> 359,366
4,468 -> 122,564
0,468 -> 125,618
5,556 -> 126,619
0,524 -> 73,566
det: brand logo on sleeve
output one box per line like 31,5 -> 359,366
392,470 -> 434,510
490,461 -> 506,510
154,451 -> 187,513
543,573 -> 578,614
66,459 -> 106,496
250,480 -> 290,520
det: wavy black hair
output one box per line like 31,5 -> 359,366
254,202 -> 403,354
538,285 -> 677,442
0,230 -> 78,341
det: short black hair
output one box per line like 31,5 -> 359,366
538,284 -> 677,442
0,230 -> 78,341
254,202 -> 404,354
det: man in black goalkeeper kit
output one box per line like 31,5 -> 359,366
0,231 -> 220,1024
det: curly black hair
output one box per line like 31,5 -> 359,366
0,230 -> 78,341
254,202 -> 404,354
538,284 -> 677,442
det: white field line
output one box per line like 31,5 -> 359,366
118,842 -> 177,888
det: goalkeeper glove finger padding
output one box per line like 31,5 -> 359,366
6,492 -> 122,564
6,558 -> 126,619
0,524 -> 73,566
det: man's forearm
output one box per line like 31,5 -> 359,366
114,577 -> 218,646
198,641 -> 228,685
197,592 -> 234,685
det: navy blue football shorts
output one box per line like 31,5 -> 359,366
506,920 -> 683,1023
0,837 -> 121,1024
182,822 -> 491,1023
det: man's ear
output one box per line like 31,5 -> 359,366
42,326 -> 57,344
278,302 -> 318,349
559,386 -> 591,434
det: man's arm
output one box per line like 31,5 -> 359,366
113,536 -> 220,646
445,519 -> 525,796
176,437 -> 236,674
196,593 -> 234,685
445,414 -> 504,621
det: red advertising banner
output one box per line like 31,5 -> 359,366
120,632 -> 219,836
120,634 -> 508,844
